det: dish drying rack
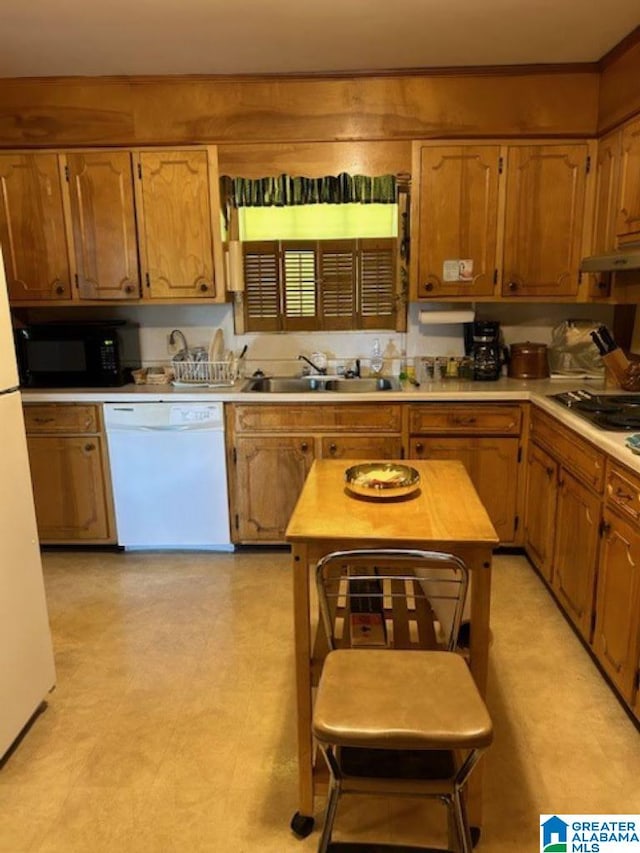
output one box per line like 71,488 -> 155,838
171,357 -> 238,387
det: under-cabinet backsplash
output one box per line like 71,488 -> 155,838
22,301 -> 618,377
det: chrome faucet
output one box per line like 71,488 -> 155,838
298,354 -> 327,375
169,329 -> 189,358
344,359 -> 361,379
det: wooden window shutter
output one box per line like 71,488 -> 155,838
282,241 -> 319,331
243,241 -> 281,332
318,240 -> 356,330
358,238 -> 396,330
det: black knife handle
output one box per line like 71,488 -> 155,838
590,330 -> 607,356
598,325 -> 617,352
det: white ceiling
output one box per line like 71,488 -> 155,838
1,0 -> 638,78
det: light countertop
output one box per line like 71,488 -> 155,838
21,376 -> 640,475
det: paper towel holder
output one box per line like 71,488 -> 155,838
225,240 -> 245,300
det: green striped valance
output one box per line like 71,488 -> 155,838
220,173 -> 398,207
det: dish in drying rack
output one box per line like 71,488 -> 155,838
344,463 -> 420,499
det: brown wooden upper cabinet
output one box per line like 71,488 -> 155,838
413,145 -> 501,299
134,150 -> 219,299
617,115 -> 640,243
0,153 -> 72,301
502,144 -> 590,298
65,150 -> 140,300
411,140 -> 594,300
3,146 -> 224,305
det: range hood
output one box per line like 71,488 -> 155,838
580,242 -> 640,273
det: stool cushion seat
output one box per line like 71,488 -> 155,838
313,649 -> 493,751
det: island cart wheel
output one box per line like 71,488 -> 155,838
290,811 -> 315,838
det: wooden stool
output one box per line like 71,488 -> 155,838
312,649 -> 493,853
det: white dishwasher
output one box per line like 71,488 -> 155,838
104,402 -> 232,550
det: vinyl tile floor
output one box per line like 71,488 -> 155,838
0,550 -> 638,852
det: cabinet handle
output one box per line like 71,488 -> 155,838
329,443 -> 337,454
614,486 -> 633,504
423,282 -> 434,292
34,417 -> 55,424
84,443 -> 95,452
124,283 -> 136,295
507,281 -> 518,291
54,282 -> 65,295
415,442 -> 424,453
451,416 -> 477,426
600,520 -> 611,537
546,466 -> 554,478
300,442 -> 308,451
199,283 -> 209,293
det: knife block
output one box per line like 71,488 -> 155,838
602,349 -> 631,388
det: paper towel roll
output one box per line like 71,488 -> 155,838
418,310 -> 475,325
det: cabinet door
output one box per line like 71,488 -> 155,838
136,150 -> 216,299
593,509 -> 640,704
409,436 -> 518,542
588,131 -> 621,299
26,435 -> 112,541
524,442 -> 558,583
617,116 -> 640,241
234,435 -> 315,542
414,145 -> 501,299
553,470 -> 600,641
0,153 -> 71,301
502,144 -> 589,297
320,435 -> 402,460
65,151 -> 140,300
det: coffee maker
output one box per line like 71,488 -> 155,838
464,321 -> 502,381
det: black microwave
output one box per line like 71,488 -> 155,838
14,321 -> 141,388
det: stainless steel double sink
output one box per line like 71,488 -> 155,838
241,376 -> 401,393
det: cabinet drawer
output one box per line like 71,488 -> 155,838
234,404 -> 402,433
320,435 -> 403,460
408,404 -> 521,435
24,404 -> 99,434
606,463 -> 640,523
531,407 -> 604,492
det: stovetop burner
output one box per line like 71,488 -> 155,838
548,390 -> 640,431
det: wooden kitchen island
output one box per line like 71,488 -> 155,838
285,458 -> 499,840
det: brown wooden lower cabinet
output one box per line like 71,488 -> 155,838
524,441 -> 558,583
407,403 -> 523,544
228,403 -> 403,543
593,507 -> 640,706
553,469 -> 600,642
409,436 -> 519,542
24,403 -> 116,543
525,406 -> 640,719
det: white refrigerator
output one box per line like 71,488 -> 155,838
0,257 -> 56,759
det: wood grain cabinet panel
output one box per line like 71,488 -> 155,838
593,507 -> 640,706
414,144 -> 501,299
229,403 -> 403,543
553,469 -> 601,641
0,153 -> 72,301
524,441 -> 558,584
617,116 -> 640,241
135,150 -> 217,299
502,144 -> 589,298
65,151 -> 140,299
234,435 -> 315,542
23,403 -> 115,543
23,404 -> 99,434
409,435 -> 519,542
587,131 -> 621,299
530,408 -> 604,492
408,404 -> 521,435
26,434 -> 112,541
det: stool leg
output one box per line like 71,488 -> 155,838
317,779 -> 341,853
452,790 -> 473,853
